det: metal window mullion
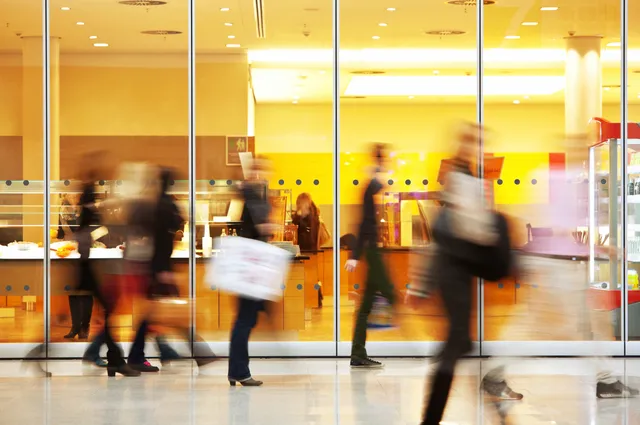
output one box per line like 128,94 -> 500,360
188,0 -> 196,355
43,0 -> 51,359
332,0 -> 340,354
622,0 -> 629,355
476,0 -> 485,356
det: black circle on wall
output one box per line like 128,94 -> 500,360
497,179 -> 503,185
5,180 -> 11,186
99,180 -> 105,186
209,180 -> 215,186
295,179 -> 302,186
278,179 -> 285,186
64,180 -> 70,186
422,179 -> 428,186
531,179 -> 538,185
514,179 -> 521,185
405,179 -> 411,186
226,180 -> 232,186
388,179 -> 394,185
116,180 -> 123,186
601,178 -> 607,185
23,180 -> 29,186
313,179 -> 319,186
169,180 -> 175,186
353,179 -> 359,186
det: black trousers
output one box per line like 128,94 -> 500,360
422,279 -> 472,425
68,295 -> 93,332
228,297 -> 265,380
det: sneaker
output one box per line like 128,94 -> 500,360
481,377 -> 524,401
597,380 -> 639,398
350,356 -> 384,368
129,360 -> 160,373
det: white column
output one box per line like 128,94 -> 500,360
565,36 -> 602,136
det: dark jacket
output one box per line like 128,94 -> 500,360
292,206 -> 320,251
351,177 -> 383,260
240,181 -> 271,242
151,194 -> 183,276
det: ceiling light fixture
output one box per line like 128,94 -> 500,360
372,35 -> 380,40
524,95 -> 530,99
505,35 -> 520,40
77,21 -> 85,25
408,96 -> 415,99
607,42 -> 621,47
386,7 -> 396,11
61,6 -> 70,11
89,36 -> 98,39
226,43 -> 241,48
220,7 -> 230,12
513,100 -> 520,104
292,100 -> 298,104
522,22 -> 538,26
540,6 -> 558,10
379,23 -> 388,27
225,22 -> 233,26
319,70 -> 326,74
93,43 -> 109,47
228,35 -> 236,39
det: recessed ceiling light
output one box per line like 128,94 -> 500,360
386,7 -> 396,11
93,43 -> 109,47
604,87 -> 611,91
408,96 -> 415,99
372,35 -> 380,40
524,95 -> 530,99
319,70 -> 326,74
379,23 -> 388,27
433,70 -> 439,75
61,6 -> 70,11
522,22 -> 538,26
220,7 -> 230,12
607,42 -> 621,47
540,6 -> 558,11
292,100 -> 299,104
89,35 -> 98,39
513,100 -> 520,104
228,35 -> 236,39
505,35 -> 520,40
224,22 -> 233,26
76,21 -> 85,25
226,43 -> 241,48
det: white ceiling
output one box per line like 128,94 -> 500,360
0,0 -> 638,104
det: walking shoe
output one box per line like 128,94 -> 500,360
129,360 -> 160,373
350,356 -> 384,368
597,381 -> 639,398
481,377 -> 524,400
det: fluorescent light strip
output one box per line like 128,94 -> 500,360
522,22 -> 538,26
344,75 -> 565,96
540,6 -> 558,10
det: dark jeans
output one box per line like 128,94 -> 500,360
351,247 -> 396,359
68,295 -> 93,332
422,278 -> 472,425
228,297 -> 264,380
128,320 -> 180,364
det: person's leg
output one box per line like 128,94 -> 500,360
79,295 -> 93,339
368,248 -> 396,305
83,328 -> 106,362
126,319 -> 159,372
228,297 -> 260,383
64,295 -> 81,338
350,249 -> 379,363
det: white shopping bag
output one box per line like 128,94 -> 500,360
206,236 -> 292,301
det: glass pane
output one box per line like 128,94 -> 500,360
338,1 -> 477,346
0,0 -> 45,351
194,0 -> 335,345
49,1 -> 189,354
484,0 -> 622,345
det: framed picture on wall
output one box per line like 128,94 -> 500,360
226,136 -> 252,166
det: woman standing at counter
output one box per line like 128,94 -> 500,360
292,193 -> 320,251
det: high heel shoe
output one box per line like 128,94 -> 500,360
229,377 -> 263,386
107,364 -> 141,377
63,329 -> 79,339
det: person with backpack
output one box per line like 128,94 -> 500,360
418,123 -> 514,425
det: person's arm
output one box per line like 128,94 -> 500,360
350,179 -> 377,261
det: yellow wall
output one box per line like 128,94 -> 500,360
0,66 -> 22,136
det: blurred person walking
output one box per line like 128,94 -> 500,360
228,157 -> 275,386
344,143 -> 396,368
480,135 -> 638,400
76,156 -> 139,377
416,123 -> 514,425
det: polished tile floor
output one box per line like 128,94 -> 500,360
2,358 -> 640,424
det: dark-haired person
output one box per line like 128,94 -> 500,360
344,143 -> 396,368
